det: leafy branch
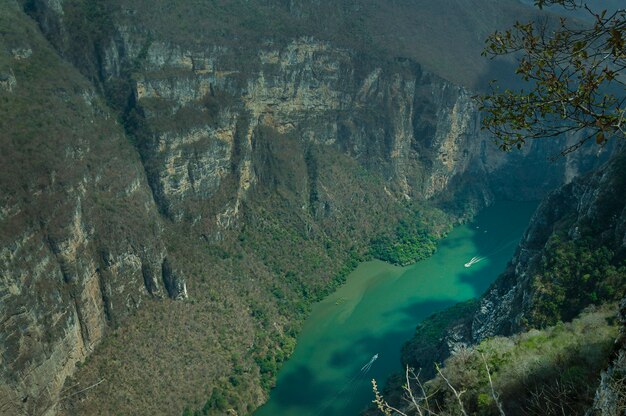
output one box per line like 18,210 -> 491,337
477,2 -> 626,156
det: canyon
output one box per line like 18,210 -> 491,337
0,1 -> 622,415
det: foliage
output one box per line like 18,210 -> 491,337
370,208 -> 451,266
402,300 -> 479,379
377,305 -> 619,416
478,1 -> 626,155
412,300 -> 479,343
370,221 -> 437,266
436,305 -> 618,415
527,234 -> 626,327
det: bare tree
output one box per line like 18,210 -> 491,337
480,353 -> 505,416
523,380 -> 579,416
372,360 -> 504,416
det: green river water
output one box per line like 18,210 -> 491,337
255,201 -> 538,416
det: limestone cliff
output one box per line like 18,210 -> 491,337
0,4 -> 172,415
470,147 -> 626,342
58,21 -> 601,225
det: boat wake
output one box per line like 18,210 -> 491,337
464,256 -> 484,268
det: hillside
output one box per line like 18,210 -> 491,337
383,305 -> 622,415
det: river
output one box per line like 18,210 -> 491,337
254,201 -> 538,416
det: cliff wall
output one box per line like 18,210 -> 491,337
397,149 -> 626,415
1,4 -> 169,414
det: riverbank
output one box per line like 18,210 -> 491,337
254,201 -> 538,416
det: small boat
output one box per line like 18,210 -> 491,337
464,256 -> 482,268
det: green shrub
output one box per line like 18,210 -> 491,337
529,236 -> 626,327
426,305 -> 619,416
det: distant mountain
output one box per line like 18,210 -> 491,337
46,0 -> 540,89
518,0 -> 624,19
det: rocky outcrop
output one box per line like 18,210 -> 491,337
587,298 -> 626,416
161,258 -> 188,300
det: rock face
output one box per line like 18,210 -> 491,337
470,148 -> 626,342
0,5 -> 181,414
587,298 -> 626,416
398,148 -> 626,413
0,0 -> 617,414
98,29 -> 497,225
73,30 -> 605,224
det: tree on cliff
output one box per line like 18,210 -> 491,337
478,0 -> 626,155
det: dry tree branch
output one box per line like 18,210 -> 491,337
435,364 -> 468,416
372,379 -> 408,416
480,352 -> 505,416
402,367 -> 439,416
373,360 -> 508,416
404,367 -> 423,416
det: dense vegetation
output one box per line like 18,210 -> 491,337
528,235 -> 626,328
370,209 -> 450,266
422,306 -> 618,416
400,300 -> 479,379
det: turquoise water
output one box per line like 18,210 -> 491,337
255,201 -> 537,416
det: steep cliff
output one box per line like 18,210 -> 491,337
470,147 -> 626,341
0,0 -> 616,415
394,149 -> 626,415
0,5 -> 170,415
